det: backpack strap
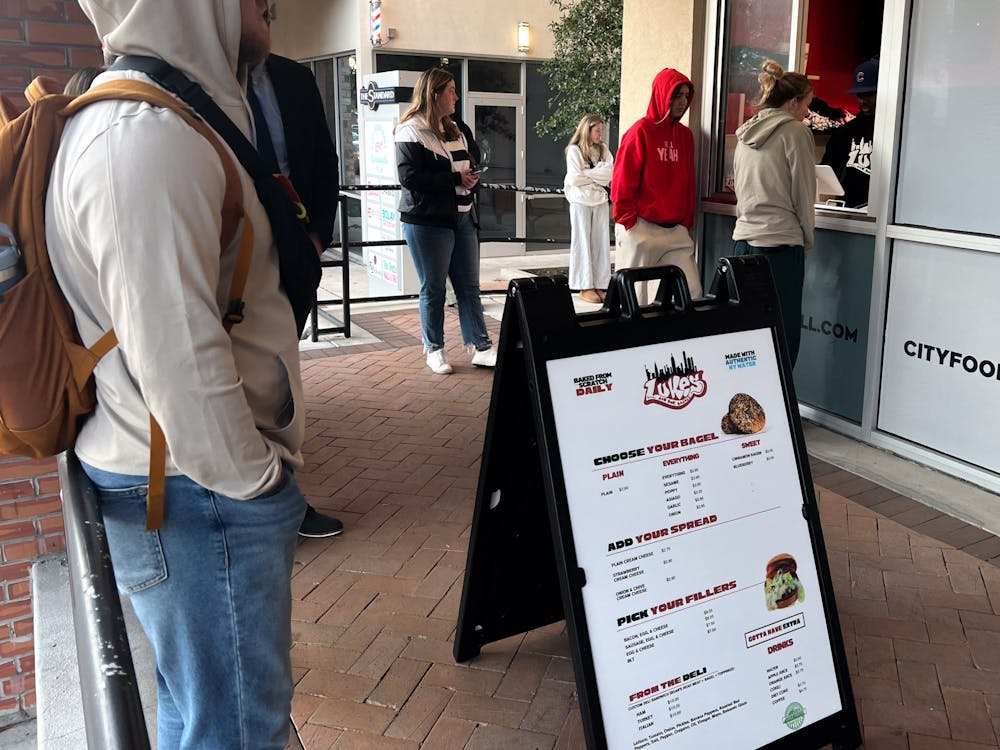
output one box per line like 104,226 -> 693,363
0,93 -> 18,127
110,56 -> 276,185
110,56 -> 322,337
65,79 -> 255,530
25,76 -> 61,104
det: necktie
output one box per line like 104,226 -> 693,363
247,81 -> 280,174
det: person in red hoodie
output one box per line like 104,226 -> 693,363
612,68 -> 702,304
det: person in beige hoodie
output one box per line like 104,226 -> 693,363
47,1 -> 305,746
732,60 -> 816,365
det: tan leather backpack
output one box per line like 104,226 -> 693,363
0,77 -> 253,528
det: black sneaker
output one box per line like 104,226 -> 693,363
298,506 -> 344,538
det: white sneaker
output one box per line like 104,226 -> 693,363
426,349 -> 453,374
471,347 -> 497,368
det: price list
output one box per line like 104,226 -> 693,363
545,328 -> 848,749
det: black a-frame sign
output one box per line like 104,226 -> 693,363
454,259 -> 861,750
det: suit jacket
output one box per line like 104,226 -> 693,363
265,54 -> 340,249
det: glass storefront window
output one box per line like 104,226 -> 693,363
526,63 -> 570,246
468,60 -> 520,93
474,104 -> 519,239
375,53 -> 463,97
336,54 -> 360,188
525,64 -> 615,248
894,0 -> 998,236
311,57 -> 361,246
716,0 -> 794,194
712,0 -> 886,201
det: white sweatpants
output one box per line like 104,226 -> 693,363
614,217 -> 702,305
568,202 -> 611,290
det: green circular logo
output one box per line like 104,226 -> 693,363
783,702 -> 806,730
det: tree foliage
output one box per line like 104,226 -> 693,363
535,0 -> 623,140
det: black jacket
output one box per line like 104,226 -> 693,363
394,116 -> 468,228
265,54 -> 340,247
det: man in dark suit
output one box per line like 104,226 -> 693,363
249,53 -> 339,254
248,54 -> 343,538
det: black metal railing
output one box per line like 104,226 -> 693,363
310,182 -> 579,342
59,451 -> 151,750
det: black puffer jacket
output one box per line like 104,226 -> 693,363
394,116 -> 467,228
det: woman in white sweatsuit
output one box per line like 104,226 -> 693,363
564,114 -> 614,303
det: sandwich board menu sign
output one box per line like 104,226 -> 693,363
454,259 -> 861,750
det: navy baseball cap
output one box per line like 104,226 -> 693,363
847,59 -> 879,94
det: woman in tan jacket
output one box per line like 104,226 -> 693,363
732,60 -> 815,365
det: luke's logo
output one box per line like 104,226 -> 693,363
643,352 -> 707,409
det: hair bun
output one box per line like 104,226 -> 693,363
761,59 -> 785,80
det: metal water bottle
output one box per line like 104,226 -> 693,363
0,223 -> 25,297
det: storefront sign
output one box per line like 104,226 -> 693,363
359,82 -> 413,111
878,241 -> 1000,474
546,328 -> 844,749
362,120 -> 403,293
699,216 -> 874,423
793,229 -> 875,423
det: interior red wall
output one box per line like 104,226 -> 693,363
805,0 -> 876,113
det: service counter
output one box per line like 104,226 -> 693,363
700,206 -> 875,424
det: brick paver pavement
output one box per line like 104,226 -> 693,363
288,308 -> 1000,749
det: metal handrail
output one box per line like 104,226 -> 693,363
339,182 -> 565,195
58,451 -> 150,750
308,181 -> 589,341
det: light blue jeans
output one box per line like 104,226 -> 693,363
81,461 -> 306,750
403,212 -> 492,353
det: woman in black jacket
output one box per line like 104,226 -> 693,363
395,68 -> 496,375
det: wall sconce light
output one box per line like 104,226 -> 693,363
517,21 -> 531,53
370,0 -> 385,47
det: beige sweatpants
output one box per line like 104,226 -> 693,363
614,218 -> 702,305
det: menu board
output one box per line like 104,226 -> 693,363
546,327 -> 843,749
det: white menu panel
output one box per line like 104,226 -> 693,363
546,328 -> 842,749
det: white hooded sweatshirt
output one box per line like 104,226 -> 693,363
732,108 -> 816,252
46,0 -> 303,499
563,144 -> 613,207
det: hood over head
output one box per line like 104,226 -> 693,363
735,107 -> 799,149
79,0 -> 248,118
646,68 -> 694,124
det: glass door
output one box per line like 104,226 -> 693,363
466,94 -> 525,255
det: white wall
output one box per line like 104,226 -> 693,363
372,0 -> 556,59
620,0 -> 705,143
270,0 -> 361,59
270,0 -> 557,63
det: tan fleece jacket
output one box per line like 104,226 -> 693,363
732,108 -> 816,251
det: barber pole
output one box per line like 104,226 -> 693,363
370,0 -> 384,47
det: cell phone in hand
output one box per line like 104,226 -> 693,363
469,165 -> 488,176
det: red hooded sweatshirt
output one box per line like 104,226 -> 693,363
612,69 -> 696,230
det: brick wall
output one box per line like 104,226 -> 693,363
1,2 -> 98,726
1,0 -> 102,111
0,456 -> 62,725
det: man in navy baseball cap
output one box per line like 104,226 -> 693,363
821,59 -> 879,207
846,59 -> 878,114
847,59 -> 878,93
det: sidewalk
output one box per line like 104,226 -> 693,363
284,303 -> 1000,749
17,256 -> 1000,749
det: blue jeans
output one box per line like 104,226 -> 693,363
733,240 -> 804,366
403,212 -> 492,353
81,461 -> 306,750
